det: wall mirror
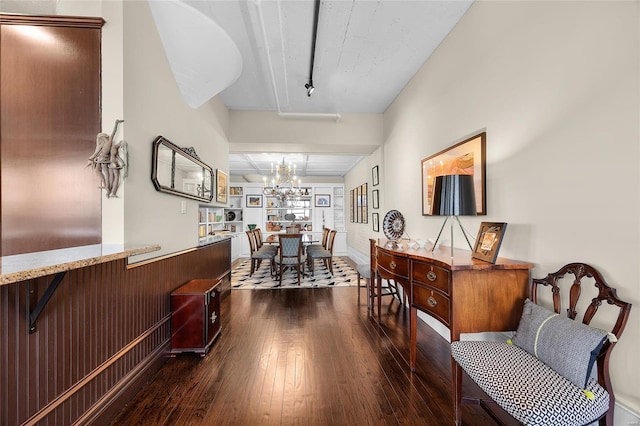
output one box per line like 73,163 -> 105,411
151,136 -> 214,202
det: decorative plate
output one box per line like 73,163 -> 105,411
226,211 -> 236,221
383,210 -> 405,241
284,213 -> 296,221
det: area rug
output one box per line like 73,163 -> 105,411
232,257 -> 358,289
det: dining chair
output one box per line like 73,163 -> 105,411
306,227 -> 330,255
285,224 -> 301,233
307,229 -> 337,276
253,228 -> 277,255
246,230 -> 276,276
275,233 -> 305,286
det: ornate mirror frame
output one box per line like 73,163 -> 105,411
151,136 -> 214,202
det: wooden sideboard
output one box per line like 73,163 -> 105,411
371,238 -> 532,414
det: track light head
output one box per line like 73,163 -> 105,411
305,82 -> 315,97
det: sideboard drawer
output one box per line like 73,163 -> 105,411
411,261 -> 450,294
377,249 -> 409,278
412,283 -> 450,326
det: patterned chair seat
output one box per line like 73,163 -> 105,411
253,249 -> 276,259
450,340 -> 609,426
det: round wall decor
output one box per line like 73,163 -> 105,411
383,210 -> 405,241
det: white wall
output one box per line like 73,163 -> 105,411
122,1 -> 231,260
229,110 -> 383,154
356,0 -> 639,416
345,145 -> 385,262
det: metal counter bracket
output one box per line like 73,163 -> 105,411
28,271 -> 67,333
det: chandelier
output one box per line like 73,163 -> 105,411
262,158 -> 302,202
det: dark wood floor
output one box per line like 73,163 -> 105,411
110,284 -> 497,425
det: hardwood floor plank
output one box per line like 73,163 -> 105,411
111,285 -> 497,425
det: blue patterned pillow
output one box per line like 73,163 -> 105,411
512,299 -> 608,388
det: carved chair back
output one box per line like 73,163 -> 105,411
531,262 -> 632,421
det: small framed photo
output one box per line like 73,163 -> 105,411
372,212 -> 379,232
472,222 -> 508,263
372,189 -> 379,209
246,195 -> 263,208
216,169 -> 228,204
372,165 -> 379,186
315,194 -> 331,207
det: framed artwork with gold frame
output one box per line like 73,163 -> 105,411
421,132 -> 486,216
216,169 -> 228,204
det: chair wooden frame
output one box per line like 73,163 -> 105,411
306,227 -> 330,254
452,262 -> 632,426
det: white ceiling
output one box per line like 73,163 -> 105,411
189,0 -> 473,114
212,0 -> 473,179
229,152 -> 364,181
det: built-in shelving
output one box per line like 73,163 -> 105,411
265,196 -> 312,232
198,206 -> 226,245
224,186 -> 244,233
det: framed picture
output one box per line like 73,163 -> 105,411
216,169 -> 228,204
349,189 -> 354,222
372,189 -> 379,209
421,132 -> 486,216
372,165 -> 379,186
372,212 -> 379,232
246,195 -> 263,208
356,182 -> 368,224
315,194 -> 331,207
472,222 -> 507,263
356,186 -> 361,223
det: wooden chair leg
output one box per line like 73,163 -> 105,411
357,273 -> 361,304
453,360 -> 463,426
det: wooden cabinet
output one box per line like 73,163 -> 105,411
170,279 -> 222,356
1,14 -> 103,256
372,239 -> 532,370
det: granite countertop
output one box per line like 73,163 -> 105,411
0,243 -> 161,286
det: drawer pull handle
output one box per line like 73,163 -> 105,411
426,271 -> 437,282
390,261 -> 397,270
427,296 -> 437,308
210,312 -> 217,324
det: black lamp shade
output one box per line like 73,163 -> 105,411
431,174 -> 477,216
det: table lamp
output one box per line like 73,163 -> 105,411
431,174 -> 477,257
